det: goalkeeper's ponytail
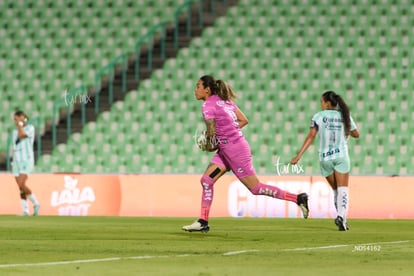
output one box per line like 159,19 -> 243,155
216,80 -> 236,101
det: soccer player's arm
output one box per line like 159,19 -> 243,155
205,119 -> 216,138
290,121 -> 318,165
235,108 -> 248,129
349,129 -> 359,138
10,131 -> 15,172
16,124 -> 28,139
201,104 -> 218,151
203,119 -> 218,151
349,116 -> 359,138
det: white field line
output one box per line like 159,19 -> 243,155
222,250 -> 259,256
282,240 -> 410,252
0,256 -> 163,268
359,240 -> 410,246
0,240 -> 410,269
0,257 -> 124,268
283,244 -> 349,251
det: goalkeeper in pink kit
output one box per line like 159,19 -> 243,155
182,75 -> 309,232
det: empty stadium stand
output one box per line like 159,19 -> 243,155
2,0 -> 413,175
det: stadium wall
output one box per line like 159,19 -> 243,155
0,174 -> 412,219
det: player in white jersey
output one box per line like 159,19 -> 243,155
11,111 -> 40,216
291,91 -> 359,231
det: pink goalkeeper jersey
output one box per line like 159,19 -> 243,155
202,94 -> 244,144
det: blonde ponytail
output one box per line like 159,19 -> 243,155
216,80 -> 236,101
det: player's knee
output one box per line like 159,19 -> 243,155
201,168 -> 221,183
209,167 -> 221,179
200,167 -> 222,188
200,174 -> 212,186
248,183 -> 261,195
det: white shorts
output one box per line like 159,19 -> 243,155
12,160 -> 34,176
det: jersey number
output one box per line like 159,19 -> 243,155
225,108 -> 239,127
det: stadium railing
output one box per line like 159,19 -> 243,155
94,53 -> 127,114
173,0 -> 202,49
134,22 -> 167,81
52,85 -> 87,146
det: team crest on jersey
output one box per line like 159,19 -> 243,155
216,100 -> 225,106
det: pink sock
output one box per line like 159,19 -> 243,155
200,174 -> 215,221
250,182 -> 297,203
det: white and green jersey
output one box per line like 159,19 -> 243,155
311,110 -> 357,161
12,124 -> 35,162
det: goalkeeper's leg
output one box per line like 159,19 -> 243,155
199,167 -> 220,222
182,163 -> 226,232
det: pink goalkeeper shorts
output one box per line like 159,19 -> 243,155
210,138 -> 256,179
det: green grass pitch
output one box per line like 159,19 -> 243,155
0,216 -> 413,275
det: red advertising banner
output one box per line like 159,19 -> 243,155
0,173 -> 412,219
1,174 -> 120,216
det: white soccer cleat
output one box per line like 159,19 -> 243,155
18,212 -> 29,216
33,204 -> 40,216
182,219 -> 210,233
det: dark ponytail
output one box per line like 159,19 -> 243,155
322,91 -> 351,135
